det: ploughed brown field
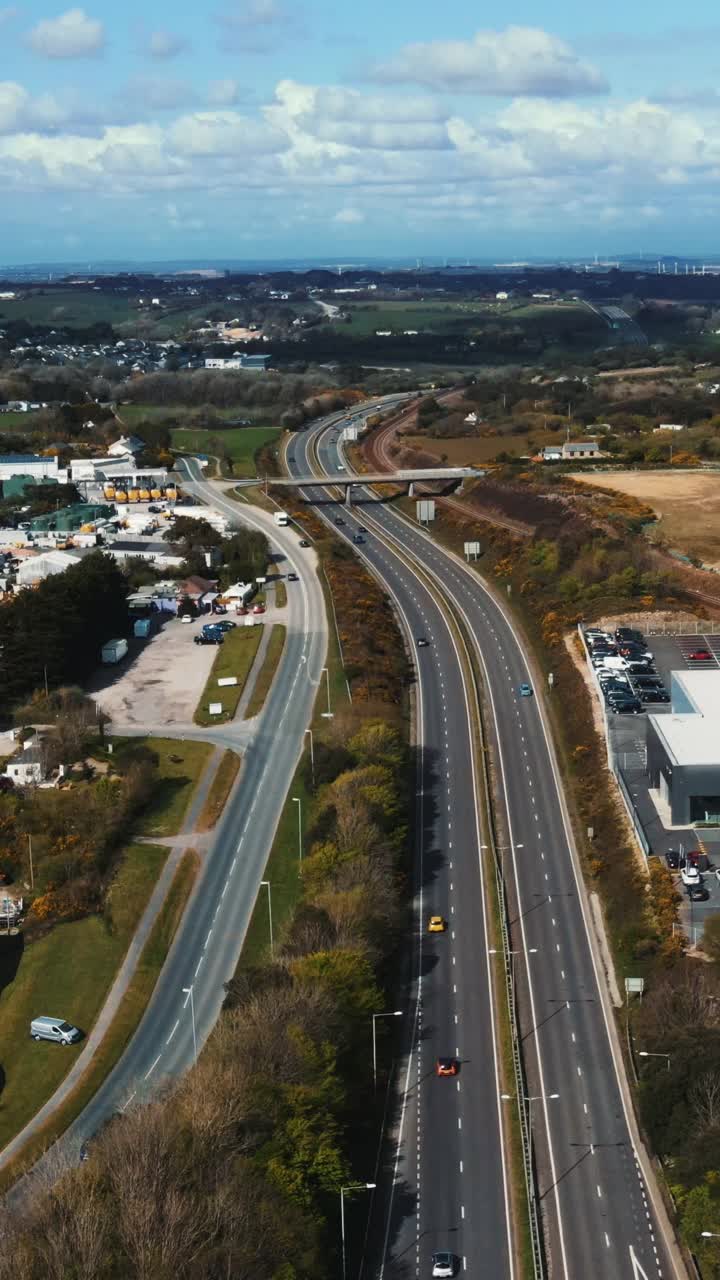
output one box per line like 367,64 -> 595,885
571,470 -> 720,566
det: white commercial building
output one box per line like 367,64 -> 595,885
0,454 -> 59,482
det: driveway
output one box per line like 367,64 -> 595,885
89,616 -> 217,728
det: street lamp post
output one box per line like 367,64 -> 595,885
182,985 -> 197,1067
305,728 -> 315,788
261,879 -> 274,958
292,796 -> 303,866
321,666 -> 333,718
501,1091 -> 559,1201
638,1050 -> 671,1071
702,1232 -> 720,1239
372,1010 -> 403,1090
340,1182 -> 376,1280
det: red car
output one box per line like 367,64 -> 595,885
252,604 -> 266,615
436,1057 -> 459,1077
688,649 -> 713,662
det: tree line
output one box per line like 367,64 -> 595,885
0,717 -> 410,1279
0,551 -> 129,714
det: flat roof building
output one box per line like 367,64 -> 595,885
647,670 -> 720,824
0,454 -> 59,482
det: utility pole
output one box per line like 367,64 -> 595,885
28,834 -> 34,890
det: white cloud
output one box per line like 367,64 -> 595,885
372,26 -> 607,97
215,0 -> 305,54
27,6 -> 103,58
167,110 -> 287,156
144,29 -> 187,60
333,207 -> 365,223
28,7 -> 104,59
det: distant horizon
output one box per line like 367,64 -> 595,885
4,251 -> 720,278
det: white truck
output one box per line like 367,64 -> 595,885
273,511 -> 289,526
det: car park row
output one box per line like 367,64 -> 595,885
584,624 -> 671,715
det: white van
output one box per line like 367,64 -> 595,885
30,1016 -> 81,1045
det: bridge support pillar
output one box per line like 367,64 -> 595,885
344,485 -> 353,507
408,482 -> 415,498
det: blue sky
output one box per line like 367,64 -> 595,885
0,0 -> 718,263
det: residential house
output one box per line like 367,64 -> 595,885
108,435 -> 145,458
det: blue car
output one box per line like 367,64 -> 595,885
519,683 -> 533,697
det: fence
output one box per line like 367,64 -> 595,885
645,621 -> 720,636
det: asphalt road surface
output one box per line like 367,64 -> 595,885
285,424 -> 514,1280
288,417 -> 683,1280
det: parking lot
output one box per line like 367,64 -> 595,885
90,614 -> 220,729
583,623 -> 720,942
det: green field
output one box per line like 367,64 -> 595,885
0,291 -> 218,339
0,842 -> 167,1149
171,425 -> 281,474
343,299 -> 493,336
128,737 -> 214,837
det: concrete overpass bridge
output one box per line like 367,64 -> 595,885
261,466 -> 483,503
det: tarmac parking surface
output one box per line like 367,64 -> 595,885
89,613 -> 217,728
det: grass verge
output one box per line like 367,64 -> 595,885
238,773 -> 309,969
196,751 -> 242,832
275,580 -> 287,608
243,625 -> 287,719
194,626 -> 264,725
0,842 -> 167,1153
128,737 -> 215,837
0,848 -> 199,1192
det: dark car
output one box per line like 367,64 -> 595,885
609,698 -> 643,715
625,661 -> 656,674
688,886 -> 710,902
287,571 -> 298,581
665,849 -> 681,869
357,525 -> 367,533
353,533 -> 365,544
334,516 -> 345,526
638,689 -> 670,704
631,675 -> 664,688
299,539 -> 310,548
194,633 -> 224,646
616,627 -> 644,643
209,620 -> 236,632
417,637 -> 430,648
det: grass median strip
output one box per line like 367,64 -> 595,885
129,738 -> 214,837
0,848 -> 199,1193
194,625 -> 264,725
274,580 -> 287,608
243,624 -> 286,719
196,750 -> 242,832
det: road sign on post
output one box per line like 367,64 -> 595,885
464,541 -> 481,560
416,500 -> 435,524
625,977 -> 644,1004
342,425 -> 358,441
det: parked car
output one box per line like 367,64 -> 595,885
210,620 -> 236,632
638,689 -> 670,704
616,627 -> 645,644
180,613 -> 194,624
665,849 -> 681,869
609,698 -> 643,715
688,886 -> 710,902
194,633 -> 223,646
252,604 -> 266,615
681,865 -> 701,886
631,675 -> 665,688
688,648 -> 714,662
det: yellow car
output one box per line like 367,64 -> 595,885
428,915 -> 447,933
